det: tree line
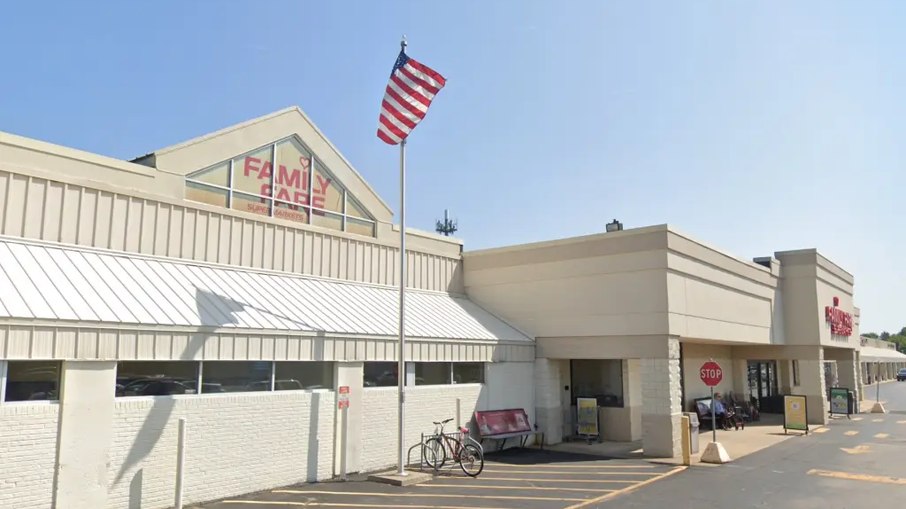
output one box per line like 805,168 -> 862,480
862,327 -> 906,353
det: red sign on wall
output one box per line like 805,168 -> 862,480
825,297 -> 853,337
474,409 -> 532,436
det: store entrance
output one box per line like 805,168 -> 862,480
748,360 -> 782,413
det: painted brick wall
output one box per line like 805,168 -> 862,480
359,362 -> 535,473
0,403 -> 59,509
107,391 -> 335,509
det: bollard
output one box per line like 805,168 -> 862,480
456,398 -> 461,430
175,418 -> 187,509
681,415 -> 691,466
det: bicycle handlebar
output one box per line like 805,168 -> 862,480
433,418 -> 454,425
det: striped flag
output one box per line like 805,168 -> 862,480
377,50 -> 446,145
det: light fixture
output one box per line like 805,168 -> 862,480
606,219 -> 623,232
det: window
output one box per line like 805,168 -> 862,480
415,362 -> 451,385
202,361 -> 272,393
4,361 -> 61,402
453,363 -> 485,384
570,359 -> 624,408
185,137 -> 376,236
116,361 -> 199,396
364,362 -> 398,387
275,362 -> 333,390
792,360 -> 801,386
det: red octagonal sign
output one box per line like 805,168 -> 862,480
700,361 -> 723,387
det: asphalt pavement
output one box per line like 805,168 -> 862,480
603,381 -> 906,509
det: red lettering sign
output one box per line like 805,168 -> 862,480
243,155 -> 330,210
825,298 -> 853,336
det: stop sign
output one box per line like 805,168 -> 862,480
700,361 -> 723,387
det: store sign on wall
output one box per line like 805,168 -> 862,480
825,296 -> 853,337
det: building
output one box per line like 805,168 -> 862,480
859,336 -> 906,384
0,107 -> 872,508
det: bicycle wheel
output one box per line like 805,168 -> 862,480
458,443 -> 484,477
424,437 -> 447,470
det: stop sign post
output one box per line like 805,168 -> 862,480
700,360 -> 723,442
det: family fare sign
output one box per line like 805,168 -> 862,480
825,296 -> 853,337
242,155 -> 332,209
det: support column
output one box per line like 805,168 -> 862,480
54,361 -> 117,509
731,358 -> 749,400
641,337 -> 682,458
334,362 -> 363,476
799,349 -> 828,425
534,358 -> 564,445
834,350 -> 859,404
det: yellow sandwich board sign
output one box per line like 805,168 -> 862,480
784,395 -> 809,434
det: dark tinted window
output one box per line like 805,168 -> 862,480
5,361 -> 61,401
364,362 -> 398,387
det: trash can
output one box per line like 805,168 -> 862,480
684,412 -> 700,454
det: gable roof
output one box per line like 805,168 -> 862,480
133,106 -> 393,222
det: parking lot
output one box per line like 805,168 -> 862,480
195,449 -> 684,509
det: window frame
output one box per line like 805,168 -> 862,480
185,136 -> 376,237
2,360 -> 62,403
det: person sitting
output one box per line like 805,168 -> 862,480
714,392 -> 743,430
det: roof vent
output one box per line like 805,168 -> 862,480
606,219 -> 623,232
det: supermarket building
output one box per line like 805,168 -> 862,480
0,106 -> 893,509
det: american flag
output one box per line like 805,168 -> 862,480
377,50 -> 446,145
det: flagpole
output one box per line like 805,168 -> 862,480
397,35 -> 408,477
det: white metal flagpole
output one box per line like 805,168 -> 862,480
397,36 -> 409,477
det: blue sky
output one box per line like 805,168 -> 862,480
1,1 -> 903,332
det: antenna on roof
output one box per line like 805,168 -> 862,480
435,209 -> 458,236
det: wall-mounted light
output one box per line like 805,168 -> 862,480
606,219 -> 623,232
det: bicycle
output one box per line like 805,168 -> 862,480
423,418 -> 484,477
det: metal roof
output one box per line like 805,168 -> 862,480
0,238 -> 530,343
860,345 -> 906,363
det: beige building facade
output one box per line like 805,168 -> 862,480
464,226 -> 864,457
0,106 -> 884,508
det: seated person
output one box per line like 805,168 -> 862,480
714,393 -> 743,430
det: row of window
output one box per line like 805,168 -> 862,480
0,360 -> 486,402
185,137 -> 376,237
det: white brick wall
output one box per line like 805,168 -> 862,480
359,362 -> 535,473
107,391 -> 335,509
359,385 -> 483,473
0,404 -> 58,509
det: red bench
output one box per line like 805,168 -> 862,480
473,408 -> 543,451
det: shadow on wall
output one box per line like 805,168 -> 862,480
307,392 -> 320,482
113,287 -> 321,493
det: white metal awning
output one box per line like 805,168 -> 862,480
0,237 -> 531,343
860,346 -> 906,363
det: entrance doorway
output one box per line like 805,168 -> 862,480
748,361 -> 781,413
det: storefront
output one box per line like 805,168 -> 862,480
0,106 -> 876,508
0,108 -> 534,509
464,228 -> 863,457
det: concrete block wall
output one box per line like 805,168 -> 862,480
359,385 -> 484,473
641,338 -> 682,458
0,404 -> 59,509
107,391 -> 335,509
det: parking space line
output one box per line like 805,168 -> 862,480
844,431 -> 859,436
482,463 -> 656,469
474,477 -> 639,484
479,469 -> 664,476
872,418 -> 884,422
813,427 -> 829,434
897,420 -> 906,424
217,501 -> 514,509
271,490 -> 585,502
561,466 -> 687,509
807,469 -> 906,486
421,484 -> 616,493
851,417 -> 863,421
874,433 -> 889,439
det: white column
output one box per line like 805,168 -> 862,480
533,358 -> 564,445
54,361 -> 117,509
799,349 -> 828,425
836,350 -> 859,405
334,362 -> 363,476
641,338 -> 682,458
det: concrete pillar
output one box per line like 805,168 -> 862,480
835,350 -> 859,404
54,361 -> 117,509
534,358 -> 564,445
799,350 -> 828,425
731,358 -> 749,400
334,362 -> 363,475
778,360 -> 792,394
622,359 -> 642,441
641,338 -> 682,458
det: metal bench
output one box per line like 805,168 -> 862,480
473,408 -> 543,451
